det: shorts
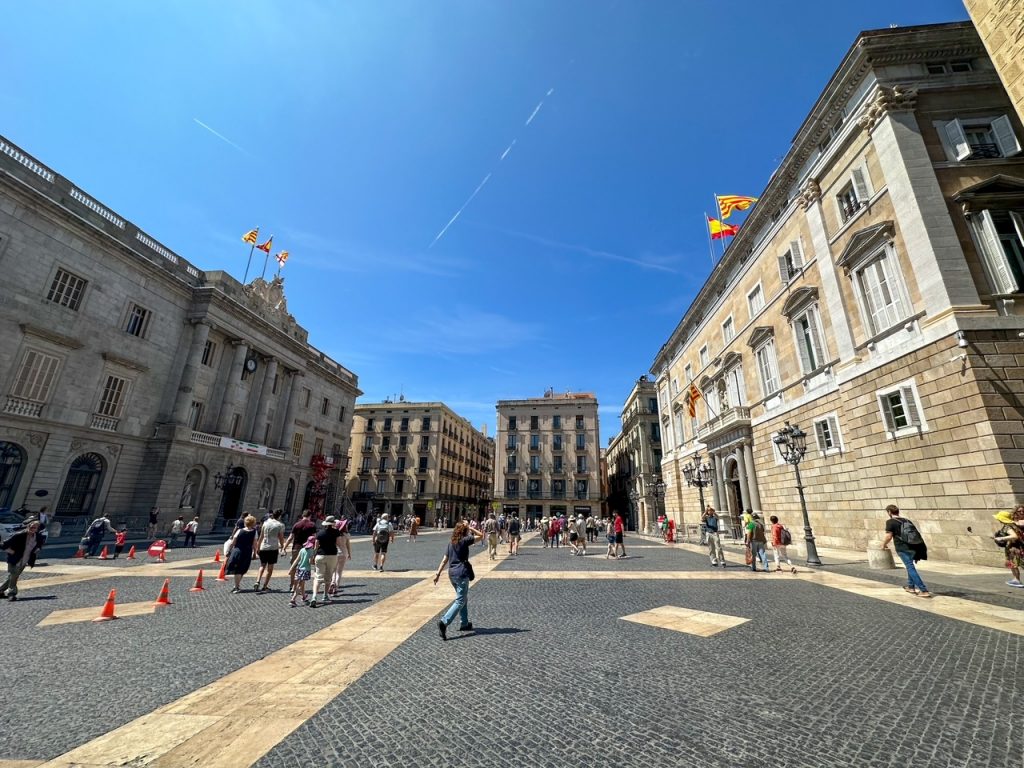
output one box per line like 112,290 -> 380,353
569,532 -> 578,542
374,541 -> 389,554
615,532 -> 623,544
258,549 -> 279,565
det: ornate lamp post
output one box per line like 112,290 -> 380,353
681,452 -> 713,515
773,421 -> 821,566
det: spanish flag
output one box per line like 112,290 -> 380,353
716,195 -> 759,220
256,236 -> 273,254
241,228 -> 259,245
707,215 -> 739,240
275,250 -> 289,268
685,383 -> 702,418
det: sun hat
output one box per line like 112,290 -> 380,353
994,511 -> 1014,525
322,515 -> 336,526
303,535 -> 316,548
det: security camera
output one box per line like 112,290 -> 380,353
956,331 -> 968,349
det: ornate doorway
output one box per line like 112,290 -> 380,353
0,441 -> 26,510
56,453 -> 105,517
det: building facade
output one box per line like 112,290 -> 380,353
964,1 -> 1024,124
605,376 -> 664,532
344,401 -> 493,525
0,135 -> 361,534
651,22 -> 1024,565
493,391 -> 601,522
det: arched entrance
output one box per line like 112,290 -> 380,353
218,467 -> 247,525
0,441 -> 26,510
56,453 -> 105,517
724,456 -> 744,531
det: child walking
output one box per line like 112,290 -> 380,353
113,527 -> 127,559
288,535 -> 314,607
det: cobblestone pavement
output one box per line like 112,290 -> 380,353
1,531 -> 1022,767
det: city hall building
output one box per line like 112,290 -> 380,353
651,22 -> 1024,565
0,135 -> 361,534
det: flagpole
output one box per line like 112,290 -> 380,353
713,193 -> 726,261
704,213 -> 715,267
243,243 -> 256,283
260,249 -> 271,280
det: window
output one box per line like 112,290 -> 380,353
377,479 -> 387,495
302,388 -> 311,408
530,434 -> 540,450
361,457 -> 372,471
188,401 -> 203,430
552,434 -> 563,451
123,303 -> 151,338
507,434 -> 518,449
338,404 -> 346,422
836,168 -> 872,223
792,306 -> 825,374
313,437 -> 324,456
684,364 -> 693,384
399,435 -> 408,449
651,422 -> 661,441
367,418 -> 375,429
950,60 -> 973,73
552,479 -> 565,498
530,415 -> 539,429
397,457 -> 406,472
552,414 -> 561,429
575,480 -> 588,499
378,457 -> 388,471
943,116 -> 1021,160
400,417 -> 409,431
508,416 -> 517,430
418,456 -> 428,471
970,210 -> 1024,295
420,435 -> 430,449
748,284 -> 764,317
97,375 -> 128,418
506,479 -> 519,497
46,268 -> 87,310
877,380 -> 927,437
647,397 -> 658,412
359,479 -> 369,493
395,479 -> 404,495
671,378 -> 680,395
553,455 -> 563,473
777,239 -> 806,282
291,432 -> 304,458
417,479 -> 426,494
855,248 -> 910,334
507,455 -> 518,472
575,415 -> 584,429
722,316 -> 734,344
383,417 -> 392,431
673,412 -> 684,445
699,345 -> 710,367
527,479 -> 541,497
575,433 -> 585,450
421,416 -> 431,431
814,415 -> 843,455
11,350 -> 60,404
530,455 -> 541,473
382,436 -> 390,450
755,340 -> 781,397
363,436 -> 373,450
201,340 -> 217,367
576,455 -> 587,472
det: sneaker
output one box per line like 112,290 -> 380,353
1007,579 -> 1024,588
710,561 -> 718,567
775,567 -> 782,572
253,583 -> 261,591
309,600 -> 318,608
289,599 -> 297,607
9,595 -> 17,602
230,587 -> 241,594
457,623 -> 474,632
438,620 -> 447,641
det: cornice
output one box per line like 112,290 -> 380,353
19,323 -> 82,349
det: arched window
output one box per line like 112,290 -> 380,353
56,453 -> 105,517
0,442 -> 26,510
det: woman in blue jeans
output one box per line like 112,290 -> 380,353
433,520 -> 484,640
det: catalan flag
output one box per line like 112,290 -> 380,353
685,383 -> 702,418
241,228 -> 259,245
275,250 -> 289,268
707,215 -> 739,240
716,194 -> 759,220
256,236 -> 273,254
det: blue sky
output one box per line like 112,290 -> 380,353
4,0 -> 968,440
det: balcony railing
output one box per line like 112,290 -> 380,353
696,406 -> 752,442
91,413 -> 119,432
3,396 -> 42,418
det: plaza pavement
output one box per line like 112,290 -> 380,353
1,529 -> 1022,768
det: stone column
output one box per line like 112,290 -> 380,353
172,321 -> 211,425
712,452 -> 724,511
734,445 -> 753,515
740,441 -> 762,512
216,341 -> 249,435
249,357 -> 278,443
278,370 -> 304,449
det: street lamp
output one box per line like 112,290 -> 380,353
213,465 -> 243,490
628,489 -> 640,532
773,421 -> 821,566
681,452 -> 713,515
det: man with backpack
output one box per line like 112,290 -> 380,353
372,514 -> 394,572
880,504 -> 931,598
768,515 -> 797,573
84,514 -> 115,557
507,513 -> 521,556
745,512 -> 771,572
702,506 -> 725,567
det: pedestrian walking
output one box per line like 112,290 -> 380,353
613,511 -> 627,559
0,518 -> 43,601
508,513 -> 521,556
605,523 -> 617,558
484,512 -> 498,560
568,516 -> 583,556
112,527 -> 127,559
288,536 -> 314,606
586,514 -> 596,543
254,509 -> 286,591
880,504 -> 931,598
768,515 -> 796,572
702,507 -> 726,566
84,514 -> 115,557
549,515 -> 561,549
330,518 -> 352,596
147,507 -> 159,539
225,515 -> 259,593
283,510 -> 317,570
372,514 -> 394,572
540,515 -> 550,548
311,515 -> 342,608
169,516 -> 184,548
37,507 -> 49,546
433,520 -> 484,640
576,515 -> 588,556
993,506 -> 1024,588
183,517 -> 199,548
409,515 -> 419,543
745,512 -> 770,572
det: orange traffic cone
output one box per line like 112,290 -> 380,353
213,550 -> 221,563
154,578 -> 172,606
99,546 -> 109,560
215,562 -> 227,582
126,545 -> 136,560
74,548 -> 85,559
189,569 -> 205,592
159,548 -> 166,562
93,589 -> 119,622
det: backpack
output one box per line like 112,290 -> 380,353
89,519 -> 106,534
899,518 -> 924,547
780,527 -> 793,546
375,526 -> 390,545
509,518 -> 520,535
995,525 -> 1011,549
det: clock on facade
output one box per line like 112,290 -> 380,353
244,357 -> 258,374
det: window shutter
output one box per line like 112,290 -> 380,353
815,421 -> 828,452
991,115 -> 1022,158
778,254 -> 792,283
900,386 -> 921,427
828,416 -> 840,450
790,239 -> 804,269
794,319 -> 812,374
806,308 -> 824,369
972,212 -> 1019,294
944,119 -> 971,161
851,168 -> 871,202
879,395 -> 896,432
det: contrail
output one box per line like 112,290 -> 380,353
192,118 -> 250,155
524,101 -> 543,126
429,173 -> 492,248
500,139 -> 517,160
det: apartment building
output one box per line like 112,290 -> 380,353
493,391 -> 601,521
651,22 -> 1024,565
345,401 -> 493,525
605,376 -> 664,532
0,135 -> 360,533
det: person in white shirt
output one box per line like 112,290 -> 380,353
183,516 -> 200,548
254,509 -> 286,591
169,516 -> 184,548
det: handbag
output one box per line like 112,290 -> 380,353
744,544 -> 753,565
464,559 -> 475,581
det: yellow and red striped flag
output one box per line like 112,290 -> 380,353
707,215 -> 739,240
275,250 -> 289,268
716,195 -> 758,220
241,228 -> 259,245
256,236 -> 273,254
685,383 -> 702,418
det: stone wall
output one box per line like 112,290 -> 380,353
965,0 -> 1024,124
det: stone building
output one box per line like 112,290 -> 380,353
650,22 -> 1024,565
493,391 -> 602,522
964,0 -> 1024,123
344,400 -> 493,525
605,376 -> 664,532
0,135 -> 360,534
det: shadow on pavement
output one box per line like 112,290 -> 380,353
449,627 -> 530,640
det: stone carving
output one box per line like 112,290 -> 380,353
797,178 -> 822,210
105,444 -> 120,457
70,439 -> 84,452
27,432 -> 45,447
245,276 -> 295,322
180,479 -> 193,509
857,85 -> 918,132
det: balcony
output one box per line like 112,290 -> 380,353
362,444 -> 374,452
91,413 -> 119,432
696,406 -> 752,442
527,490 -> 542,500
3,396 -> 43,418
505,443 -> 518,452
551,491 -> 566,500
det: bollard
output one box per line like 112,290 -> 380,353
867,541 -> 895,570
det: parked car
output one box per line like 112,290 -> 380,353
0,507 -> 27,544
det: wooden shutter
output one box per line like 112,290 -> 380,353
806,308 -> 824,369
879,394 -> 896,432
827,416 -> 841,450
944,119 -> 971,160
972,212 -> 1019,294
851,168 -> 871,203
778,254 -> 792,283
790,239 -> 804,269
991,115 -> 1021,158
794,318 -> 812,373
815,421 -> 828,452
900,386 -> 921,427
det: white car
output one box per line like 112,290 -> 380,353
0,508 -> 27,544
